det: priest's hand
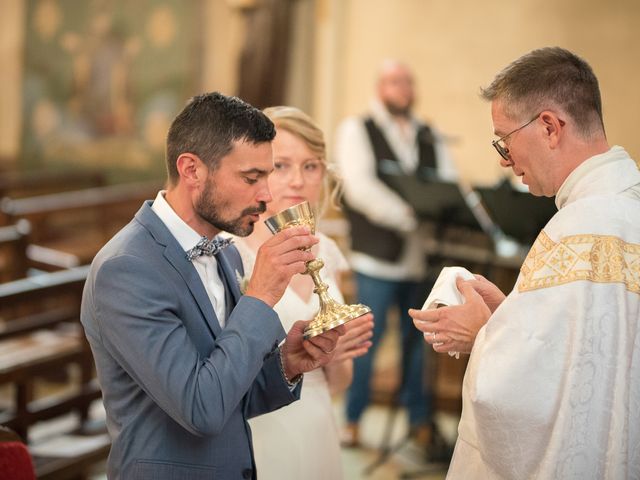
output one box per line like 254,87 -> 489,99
281,320 -> 346,380
409,277 -> 491,354
465,274 -> 506,313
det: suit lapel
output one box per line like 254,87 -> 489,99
135,202 -> 222,338
216,248 -> 243,306
163,246 -> 223,338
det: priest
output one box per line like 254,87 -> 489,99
410,47 -> 640,479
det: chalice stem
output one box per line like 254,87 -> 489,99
263,200 -> 370,339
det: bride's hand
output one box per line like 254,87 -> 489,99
328,313 -> 374,365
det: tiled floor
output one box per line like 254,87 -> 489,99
330,310 -> 457,479
332,396 -> 455,480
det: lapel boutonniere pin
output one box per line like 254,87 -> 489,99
235,269 -> 249,295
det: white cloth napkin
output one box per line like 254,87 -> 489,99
422,266 -> 475,310
422,266 -> 475,359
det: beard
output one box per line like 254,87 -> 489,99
195,178 -> 266,237
383,98 -> 413,118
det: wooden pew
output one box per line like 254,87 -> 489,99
1,180 -> 161,270
0,220 -> 31,282
0,266 -> 88,319
0,266 -> 110,479
0,169 -> 106,203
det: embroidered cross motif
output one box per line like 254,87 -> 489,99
548,243 -> 578,275
518,231 -> 640,294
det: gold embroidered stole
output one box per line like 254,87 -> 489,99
518,231 -> 640,294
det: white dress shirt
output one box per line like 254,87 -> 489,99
151,191 -> 227,326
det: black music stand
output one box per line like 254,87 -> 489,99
380,173 -> 485,232
475,179 -> 557,247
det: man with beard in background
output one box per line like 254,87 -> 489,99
334,60 -> 457,457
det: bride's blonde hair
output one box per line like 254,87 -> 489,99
263,106 -> 342,218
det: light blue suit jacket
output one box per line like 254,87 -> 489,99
81,201 -> 300,479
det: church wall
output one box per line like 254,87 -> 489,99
1,0 -> 639,184
319,0 -> 640,185
0,0 -> 26,163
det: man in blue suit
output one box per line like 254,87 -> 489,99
81,92 -> 343,479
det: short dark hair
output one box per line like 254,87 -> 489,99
481,47 -> 604,138
165,92 -> 276,183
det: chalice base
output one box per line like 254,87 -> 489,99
303,302 -> 371,340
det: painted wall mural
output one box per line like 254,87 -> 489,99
22,0 -> 201,177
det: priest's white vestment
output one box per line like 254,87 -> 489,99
448,146 -> 640,479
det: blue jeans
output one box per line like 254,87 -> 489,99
346,272 -> 432,428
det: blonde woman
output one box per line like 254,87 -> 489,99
233,106 -> 374,479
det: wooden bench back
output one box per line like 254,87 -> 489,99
1,181 -> 160,241
0,169 -> 106,201
0,266 -> 89,321
0,265 -> 108,474
1,181 -> 161,268
0,221 -> 31,282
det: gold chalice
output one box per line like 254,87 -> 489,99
264,201 -> 371,339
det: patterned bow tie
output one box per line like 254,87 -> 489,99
186,236 -> 233,261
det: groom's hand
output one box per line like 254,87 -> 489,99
281,320 -> 345,380
245,227 -> 318,307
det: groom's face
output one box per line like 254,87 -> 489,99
195,139 -> 273,236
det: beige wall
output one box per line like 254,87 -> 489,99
201,0 -> 246,96
0,0 -> 25,162
2,0 -> 639,183
315,0 -> 640,185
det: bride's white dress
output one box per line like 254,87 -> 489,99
235,233 -> 348,480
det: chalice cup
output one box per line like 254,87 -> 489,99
264,201 -> 371,339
